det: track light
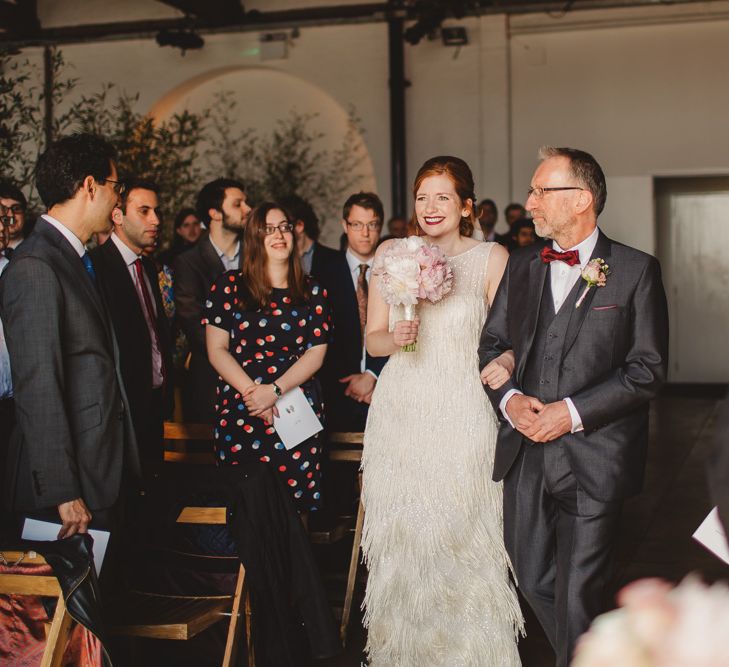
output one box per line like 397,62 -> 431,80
155,29 -> 204,55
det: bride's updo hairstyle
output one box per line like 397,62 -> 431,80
411,155 -> 477,238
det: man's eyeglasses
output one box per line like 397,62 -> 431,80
0,204 -> 24,217
527,186 -> 584,199
105,179 -> 126,195
264,223 -> 294,235
346,221 -> 382,232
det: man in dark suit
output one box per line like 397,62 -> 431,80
279,194 -> 341,280
0,180 -> 29,259
479,146 -> 669,666
91,180 -> 173,471
0,133 -> 140,538
173,178 -> 249,423
318,192 -> 387,432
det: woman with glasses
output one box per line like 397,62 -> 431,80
204,202 -> 331,514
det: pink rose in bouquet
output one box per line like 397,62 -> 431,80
373,236 -> 453,351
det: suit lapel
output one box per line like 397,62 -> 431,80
200,235 -> 226,280
103,240 -> 150,340
516,244 -> 549,382
39,221 -> 110,329
562,230 -> 612,357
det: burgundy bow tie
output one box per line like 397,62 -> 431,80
540,246 -> 580,266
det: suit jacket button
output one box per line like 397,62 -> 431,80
118,410 -> 124,421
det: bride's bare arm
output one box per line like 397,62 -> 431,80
480,244 -> 512,389
366,241 -> 419,357
485,243 -> 509,307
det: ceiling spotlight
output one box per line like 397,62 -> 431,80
441,27 -> 468,47
156,29 -> 204,55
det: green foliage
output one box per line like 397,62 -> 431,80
205,91 -> 367,227
66,84 -> 208,243
1,49 -> 368,243
0,48 -> 77,210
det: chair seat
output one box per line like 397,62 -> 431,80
108,591 -> 233,640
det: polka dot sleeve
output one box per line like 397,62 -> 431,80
305,280 -> 331,349
202,270 -> 239,331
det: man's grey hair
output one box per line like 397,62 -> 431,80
538,146 -> 607,216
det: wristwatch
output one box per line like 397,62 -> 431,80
272,382 -> 283,398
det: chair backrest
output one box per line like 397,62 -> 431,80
0,551 -> 60,596
163,421 -> 216,465
327,431 -> 364,463
164,422 -> 214,441
0,550 -> 72,667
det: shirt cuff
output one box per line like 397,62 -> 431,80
499,389 -> 523,428
365,369 -> 379,380
564,397 -> 584,433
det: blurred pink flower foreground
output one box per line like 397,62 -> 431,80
572,576 -> 729,667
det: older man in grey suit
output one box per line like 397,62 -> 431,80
0,133 -> 140,539
479,147 -> 669,666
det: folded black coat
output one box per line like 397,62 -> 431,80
143,462 -> 342,666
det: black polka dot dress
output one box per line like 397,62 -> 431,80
203,272 -> 331,512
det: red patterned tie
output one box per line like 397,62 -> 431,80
356,263 -> 368,342
540,246 -> 580,266
133,259 -> 165,384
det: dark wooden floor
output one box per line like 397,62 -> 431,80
321,385 -> 729,667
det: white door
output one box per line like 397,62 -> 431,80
656,176 -> 729,383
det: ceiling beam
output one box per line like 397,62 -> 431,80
156,0 -> 245,22
0,0 -> 715,49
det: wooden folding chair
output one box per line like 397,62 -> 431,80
327,431 -> 365,646
109,421 -> 253,666
0,549 -> 73,667
108,505 -> 253,667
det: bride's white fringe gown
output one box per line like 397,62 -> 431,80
361,243 -> 524,666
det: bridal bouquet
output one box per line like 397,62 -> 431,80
373,236 -> 453,351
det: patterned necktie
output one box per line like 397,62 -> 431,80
356,263 -> 369,342
540,246 -> 581,266
133,259 -> 165,384
2,246 -> 13,261
81,252 -> 97,283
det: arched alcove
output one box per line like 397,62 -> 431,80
148,66 -> 377,246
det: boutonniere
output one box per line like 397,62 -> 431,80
575,258 -> 610,308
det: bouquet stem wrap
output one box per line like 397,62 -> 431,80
402,303 -> 418,352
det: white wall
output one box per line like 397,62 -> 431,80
509,13 -> 729,251
13,1 -> 729,251
44,22 -> 390,243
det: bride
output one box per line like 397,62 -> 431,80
361,156 -> 524,666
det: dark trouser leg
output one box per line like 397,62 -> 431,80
545,443 -> 623,667
0,398 -> 15,529
503,441 -> 558,650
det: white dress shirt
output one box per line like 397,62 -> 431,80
499,227 -> 600,433
345,249 -> 375,376
111,233 -> 164,388
209,237 -> 240,272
